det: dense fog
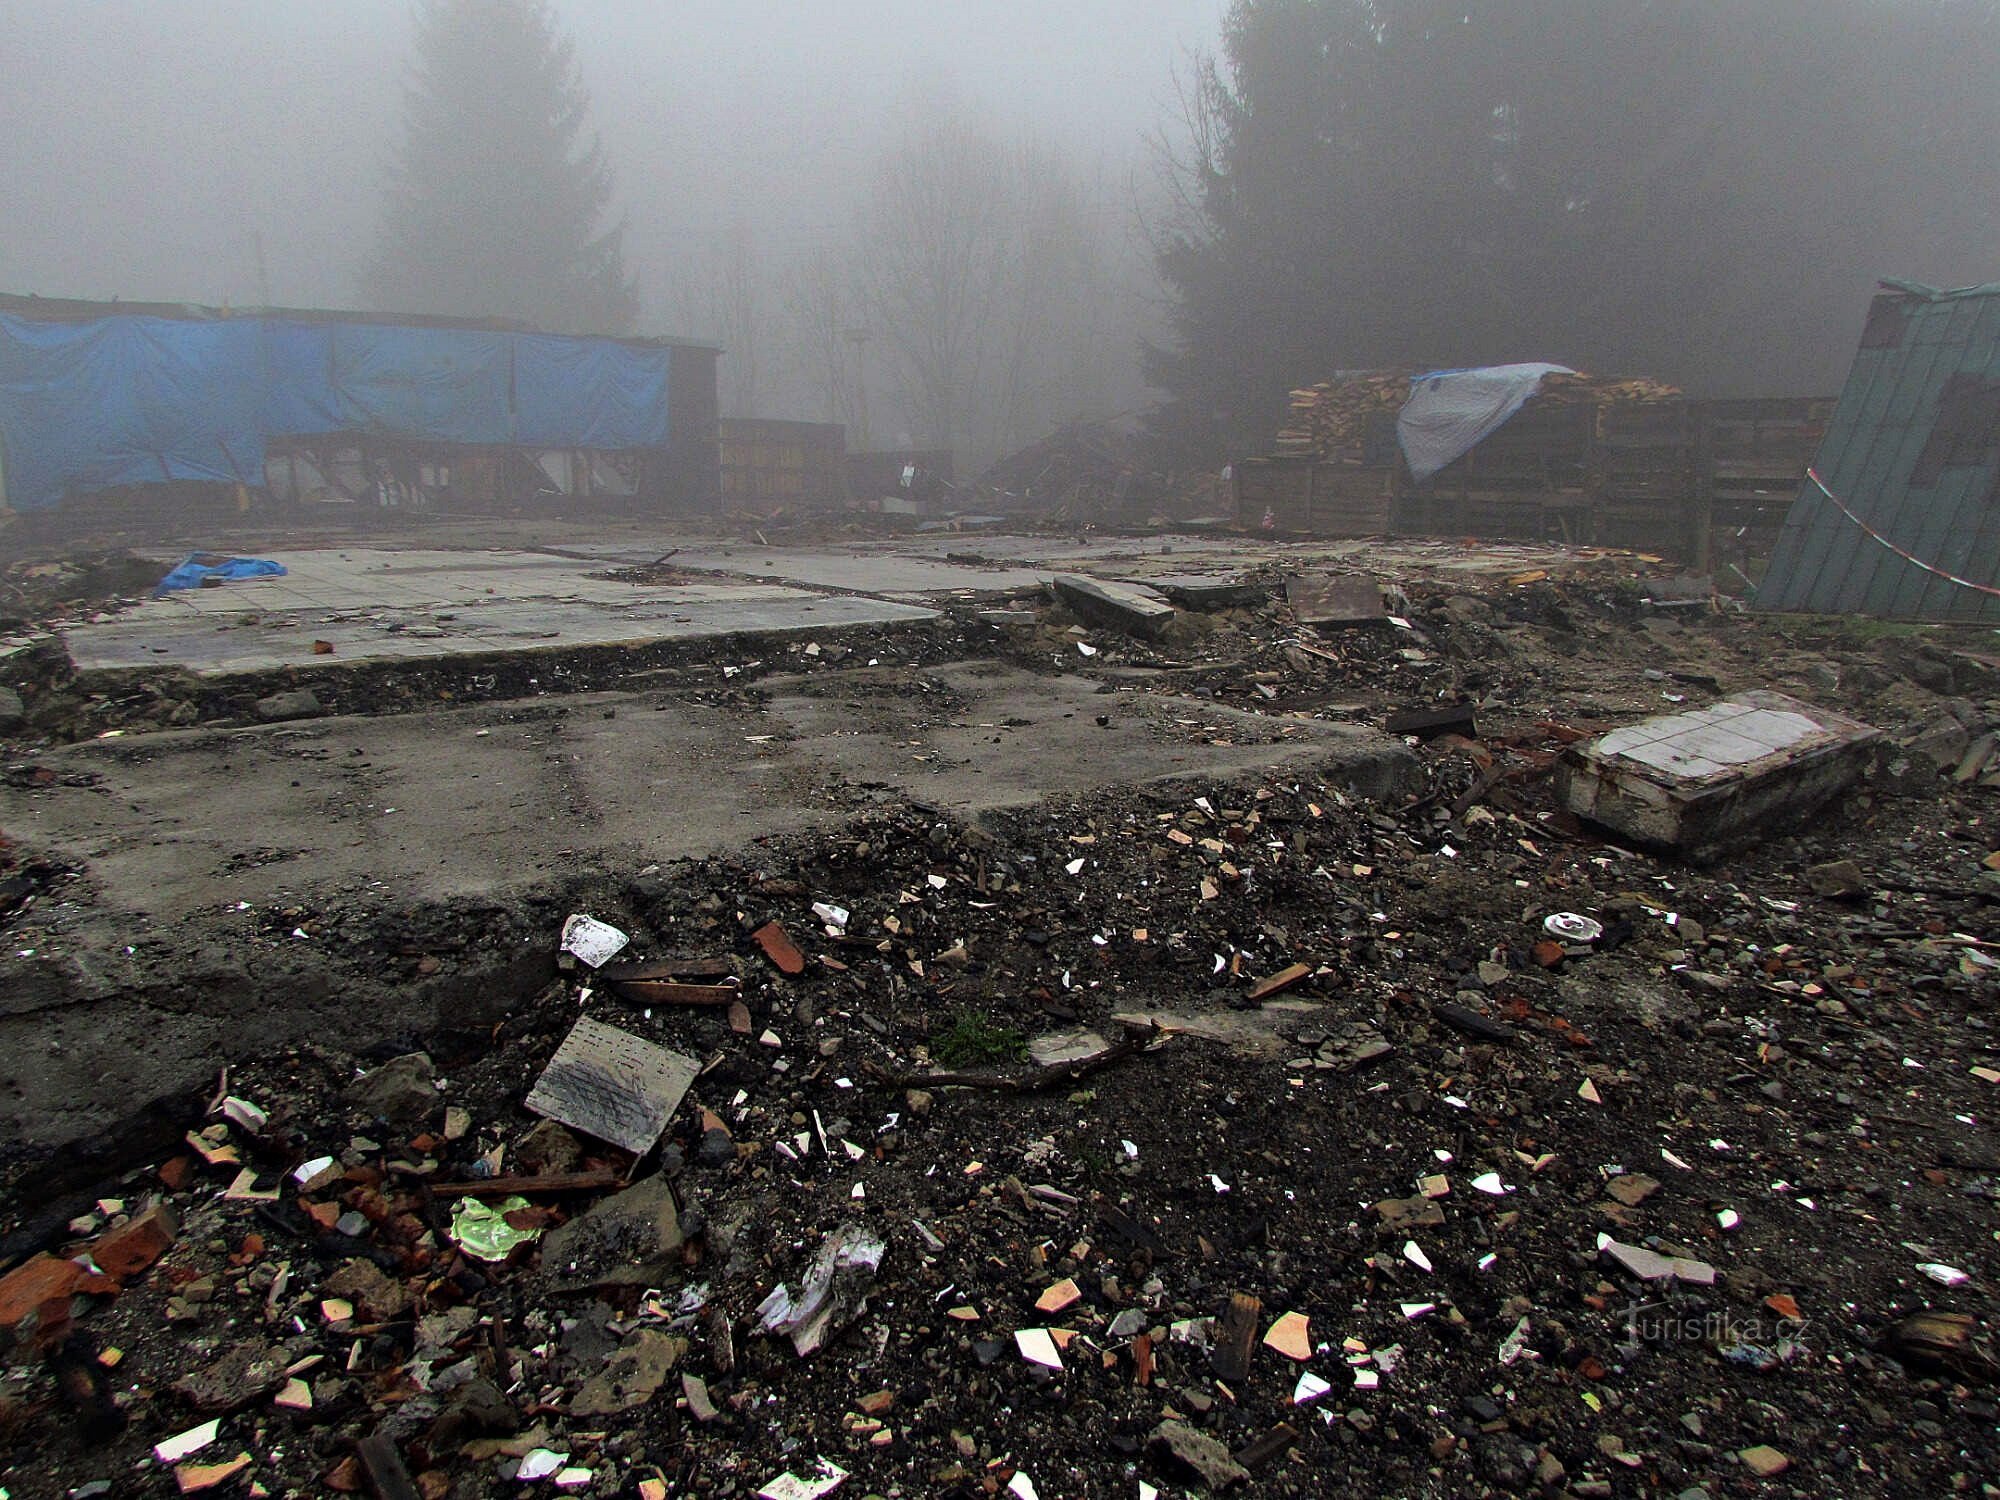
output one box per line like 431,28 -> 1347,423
3,1 -> 1994,468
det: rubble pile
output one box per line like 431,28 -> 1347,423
5,541 -> 2000,1495
980,424 -> 1163,518
0,552 -> 162,632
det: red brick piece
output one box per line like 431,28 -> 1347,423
90,1203 -> 180,1279
751,921 -> 806,976
0,1253 -> 85,1339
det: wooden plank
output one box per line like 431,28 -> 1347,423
356,1434 -> 423,1500
606,978 -> 740,1007
597,957 -> 736,982
1211,1292 -> 1263,1383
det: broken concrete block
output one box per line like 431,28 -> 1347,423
1738,1445 -> 1791,1478
172,1340 -> 290,1413
0,686 -> 25,731
570,1329 -> 687,1416
1150,1420 -> 1249,1490
1050,574 -> 1177,638
1805,859 -> 1867,899
680,1370 -> 720,1423
90,1202 -> 178,1279
1154,575 -> 1263,610
1285,573 -> 1383,626
1555,692 -> 1879,860
253,688 -> 324,722
540,1174 -> 684,1290
322,1259 -> 411,1322
346,1052 -> 438,1124
1604,1174 -> 1661,1207
1026,1029 -> 1112,1069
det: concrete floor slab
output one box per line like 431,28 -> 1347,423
0,660 -> 1409,1148
60,547 -> 937,674
653,545 -> 1053,598
49,527 -> 1662,683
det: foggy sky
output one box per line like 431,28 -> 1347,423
0,1 -> 1224,323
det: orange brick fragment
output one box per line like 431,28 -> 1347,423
90,1204 -> 179,1279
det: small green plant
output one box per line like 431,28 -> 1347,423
1787,613 -> 1938,643
931,1010 -> 1028,1067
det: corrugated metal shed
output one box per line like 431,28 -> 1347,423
1756,280 -> 2000,620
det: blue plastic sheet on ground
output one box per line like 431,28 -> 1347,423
155,553 -> 288,595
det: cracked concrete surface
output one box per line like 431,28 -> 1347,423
0,658 -> 1410,1150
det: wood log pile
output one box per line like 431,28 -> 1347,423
1274,373 -> 1411,458
1537,372 -> 1681,407
1273,370 -> 1681,461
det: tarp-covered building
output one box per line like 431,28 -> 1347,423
0,295 -> 719,514
1757,280 -> 2000,621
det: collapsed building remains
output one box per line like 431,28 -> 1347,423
1237,367 -> 1831,577
0,294 -> 722,520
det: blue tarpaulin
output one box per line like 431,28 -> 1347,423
330,324 -> 514,443
1397,363 -> 1575,482
513,334 -> 669,448
259,320 -> 345,437
0,314 -> 266,510
156,553 -> 288,595
0,313 -> 675,511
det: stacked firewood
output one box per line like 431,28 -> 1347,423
1273,373 -> 1411,458
1537,372 -> 1680,406
1272,370 -> 1681,459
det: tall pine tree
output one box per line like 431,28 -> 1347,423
365,0 -> 638,334
1146,0 -> 2000,465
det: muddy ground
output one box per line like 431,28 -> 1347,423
1,527 -> 1998,1499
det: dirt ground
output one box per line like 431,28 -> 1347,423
2,519 -> 1998,1499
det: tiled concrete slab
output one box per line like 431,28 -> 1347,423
61,547 -> 936,675
1557,690 -> 1880,859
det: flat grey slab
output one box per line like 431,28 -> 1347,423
1051,574 -> 1177,636
60,547 -> 935,674
546,529 -> 1633,600
526,1015 -> 697,1156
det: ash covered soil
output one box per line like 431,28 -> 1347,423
3,550 -> 2000,1498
